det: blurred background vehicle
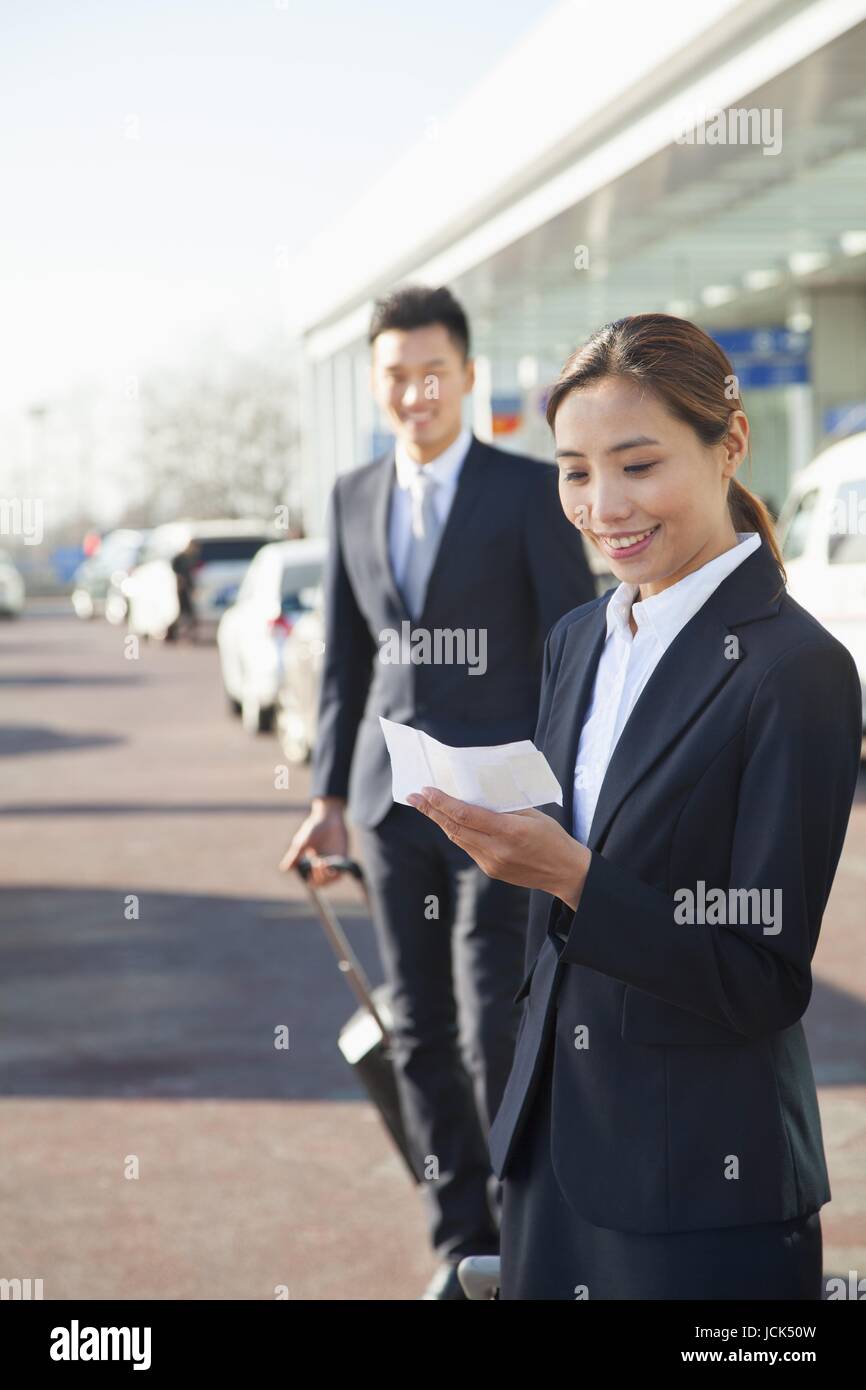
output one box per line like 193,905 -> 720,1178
70,528 -> 149,623
122,519 -> 277,643
275,590 -> 325,763
0,547 -> 26,617
217,537 -> 326,733
777,432 -> 866,731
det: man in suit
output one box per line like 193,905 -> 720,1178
280,285 -> 595,1297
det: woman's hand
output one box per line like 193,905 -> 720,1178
406,787 -> 591,909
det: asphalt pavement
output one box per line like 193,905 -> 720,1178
0,600 -> 431,1299
1,599 -> 864,1299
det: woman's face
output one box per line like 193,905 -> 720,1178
553,375 -> 748,598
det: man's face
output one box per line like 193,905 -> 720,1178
371,324 -> 474,458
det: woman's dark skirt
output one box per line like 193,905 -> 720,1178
499,1035 -> 823,1301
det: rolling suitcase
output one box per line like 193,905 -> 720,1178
295,854 -> 422,1185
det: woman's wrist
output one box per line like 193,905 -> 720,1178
552,840 -> 591,911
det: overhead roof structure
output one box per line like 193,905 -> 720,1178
286,0 -> 866,362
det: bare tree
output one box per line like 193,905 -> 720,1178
136,347 -> 302,524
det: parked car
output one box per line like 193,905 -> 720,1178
268,535 -> 605,764
275,592 -> 326,762
123,520 -> 277,642
217,538 -> 326,732
70,528 -> 149,622
0,547 -> 25,617
776,431 -> 866,731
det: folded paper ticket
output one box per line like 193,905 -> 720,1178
379,716 -> 563,813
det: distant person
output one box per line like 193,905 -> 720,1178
280,284 -> 595,1298
168,539 -> 200,643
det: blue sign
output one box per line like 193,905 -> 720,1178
710,326 -> 810,390
51,545 -> 85,581
824,402 -> 866,438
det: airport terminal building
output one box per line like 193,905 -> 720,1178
286,0 -> 866,535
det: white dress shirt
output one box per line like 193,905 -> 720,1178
571,531 -> 762,847
388,427 -> 472,588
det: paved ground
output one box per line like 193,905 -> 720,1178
1,600 -> 864,1299
0,601 -> 430,1300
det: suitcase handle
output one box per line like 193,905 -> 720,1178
294,855 -> 389,1040
296,854 -> 365,886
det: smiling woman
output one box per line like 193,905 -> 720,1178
549,313 -> 784,598
409,314 -> 862,1301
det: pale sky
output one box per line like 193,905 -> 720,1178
1,0 -> 545,417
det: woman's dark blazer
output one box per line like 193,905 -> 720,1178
487,537 -> 862,1234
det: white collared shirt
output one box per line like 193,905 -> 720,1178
572,531 -> 762,845
389,427 -> 472,587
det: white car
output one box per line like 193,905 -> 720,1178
0,547 -> 25,616
275,596 -> 326,763
777,431 -> 866,729
123,520 -> 276,641
217,538 -> 327,732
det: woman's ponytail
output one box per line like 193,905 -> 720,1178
727,477 -> 786,582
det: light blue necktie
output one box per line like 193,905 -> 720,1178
400,470 -> 442,619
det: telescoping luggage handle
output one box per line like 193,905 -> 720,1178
295,855 -> 392,1042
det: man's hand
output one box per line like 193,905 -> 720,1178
279,797 -> 348,887
406,786 -> 590,908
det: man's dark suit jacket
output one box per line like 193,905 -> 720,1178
487,537 -> 862,1233
310,433 -> 596,829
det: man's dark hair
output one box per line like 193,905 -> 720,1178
368,285 -> 471,359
